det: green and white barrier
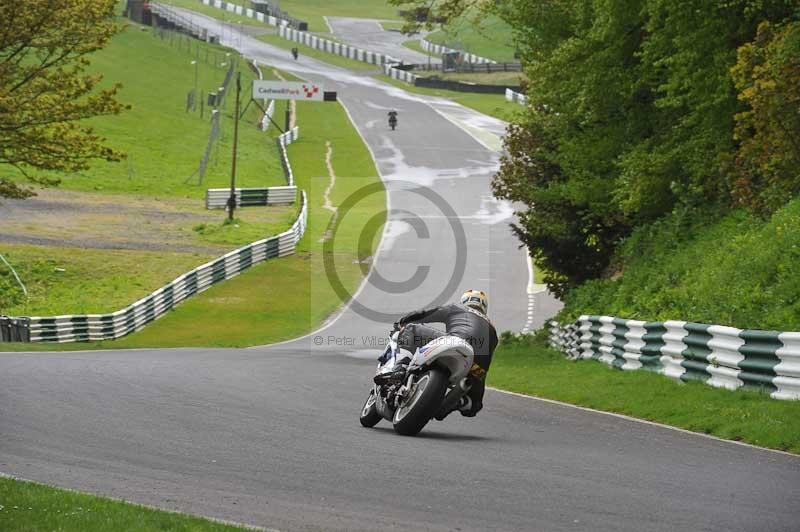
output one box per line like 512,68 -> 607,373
0,192 -> 307,344
505,88 -> 527,106
382,63 -> 419,84
549,316 -> 800,400
205,185 -> 296,208
420,39 -> 496,65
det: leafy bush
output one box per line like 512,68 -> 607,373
557,197 -> 800,330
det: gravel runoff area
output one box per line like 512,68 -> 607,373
0,188 -> 289,254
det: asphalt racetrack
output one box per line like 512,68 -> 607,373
1,8 -> 798,532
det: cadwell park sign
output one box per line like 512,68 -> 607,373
253,80 -> 325,101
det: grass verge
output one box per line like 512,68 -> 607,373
557,198 -> 800,330
488,335 -> 800,454
0,244 -> 211,316
381,21 -> 409,32
375,74 -> 519,121
402,38 -> 428,56
0,476 -> 248,531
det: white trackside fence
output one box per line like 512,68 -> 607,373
505,88 -> 527,106
549,316 -> 800,400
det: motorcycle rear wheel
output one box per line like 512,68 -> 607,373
392,369 -> 448,436
359,388 -> 382,427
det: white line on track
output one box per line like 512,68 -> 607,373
489,387 -> 800,458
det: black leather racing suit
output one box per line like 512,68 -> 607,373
396,303 -> 498,415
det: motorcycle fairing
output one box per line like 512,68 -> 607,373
410,335 -> 474,383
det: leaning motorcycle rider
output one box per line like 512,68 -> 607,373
391,290 -> 498,418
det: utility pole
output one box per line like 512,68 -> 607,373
227,71 -> 242,222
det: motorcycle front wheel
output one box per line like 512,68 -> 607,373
392,368 -> 448,436
359,388 -> 382,427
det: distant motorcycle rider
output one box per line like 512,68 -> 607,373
392,290 -> 498,418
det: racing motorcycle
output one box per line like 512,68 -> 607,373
359,327 -> 474,436
388,111 -> 398,130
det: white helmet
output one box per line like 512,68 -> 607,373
460,289 -> 488,314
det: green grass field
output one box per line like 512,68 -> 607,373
426,14 -> 517,62
0,476 -> 248,531
375,74 -> 520,121
7,24 -> 283,198
489,335 -> 800,454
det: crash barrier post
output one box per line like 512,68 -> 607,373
0,192 -> 308,344
548,316 -> 800,400
0,317 -> 30,342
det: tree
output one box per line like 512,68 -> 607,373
396,0 -> 798,293
727,20 -> 800,214
0,0 -> 126,199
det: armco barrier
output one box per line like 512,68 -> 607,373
206,185 -> 296,208
505,88 -> 527,105
420,38 -> 496,65
1,192 -> 307,344
277,126 -> 299,187
277,26 -> 399,67
383,63 -> 419,84
549,315 -> 800,400
0,317 -> 29,342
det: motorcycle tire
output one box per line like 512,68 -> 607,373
392,368 -> 448,436
359,388 -> 382,427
